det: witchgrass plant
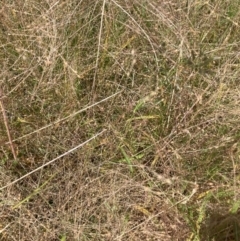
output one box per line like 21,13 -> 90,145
0,0 -> 240,240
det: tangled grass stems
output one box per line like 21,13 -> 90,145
0,1 -> 240,240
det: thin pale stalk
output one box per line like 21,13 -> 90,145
0,88 -> 17,160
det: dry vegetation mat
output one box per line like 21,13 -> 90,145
0,1 -> 240,240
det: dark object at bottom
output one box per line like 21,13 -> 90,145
200,211 -> 240,241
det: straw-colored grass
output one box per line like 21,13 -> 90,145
0,1 -> 240,240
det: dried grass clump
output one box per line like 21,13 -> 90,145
0,0 -> 240,240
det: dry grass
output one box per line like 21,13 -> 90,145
0,0 -> 240,240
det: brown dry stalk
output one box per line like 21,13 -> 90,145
0,88 -> 17,160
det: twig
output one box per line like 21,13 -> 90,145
0,88 -> 17,160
